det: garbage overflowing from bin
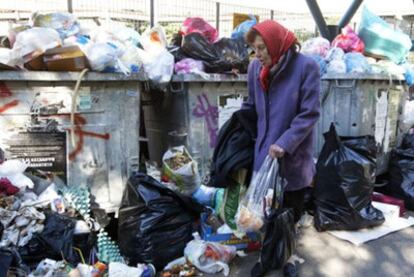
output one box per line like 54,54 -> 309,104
1,4 -> 414,277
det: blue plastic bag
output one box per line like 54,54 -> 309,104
358,7 -> 412,63
309,55 -> 327,76
344,52 -> 371,74
402,63 -> 414,86
231,15 -> 257,40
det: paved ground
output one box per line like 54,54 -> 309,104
209,213 -> 414,277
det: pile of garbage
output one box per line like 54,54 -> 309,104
0,13 -> 253,86
301,7 -> 414,85
0,149 -> 158,276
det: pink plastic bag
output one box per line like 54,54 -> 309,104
332,26 -> 365,53
174,58 -> 205,74
181,17 -> 218,43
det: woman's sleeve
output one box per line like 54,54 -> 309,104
275,58 -> 321,154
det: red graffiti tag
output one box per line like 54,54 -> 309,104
0,82 -> 18,114
0,82 -> 12,98
0,100 -> 19,113
65,114 -> 110,161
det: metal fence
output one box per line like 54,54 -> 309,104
0,0 -> 319,39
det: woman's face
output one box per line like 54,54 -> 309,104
253,35 -> 272,67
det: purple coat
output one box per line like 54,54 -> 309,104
242,50 -> 320,191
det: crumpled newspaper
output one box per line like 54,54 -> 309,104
0,206 -> 45,247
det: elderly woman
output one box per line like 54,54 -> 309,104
243,20 -> 320,276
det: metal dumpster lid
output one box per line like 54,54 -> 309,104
0,71 -> 147,82
322,73 -> 406,82
172,73 -> 248,82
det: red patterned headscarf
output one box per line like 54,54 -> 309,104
252,20 -> 297,91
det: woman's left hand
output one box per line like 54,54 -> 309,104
269,144 -> 285,159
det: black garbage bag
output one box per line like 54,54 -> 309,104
181,33 -> 220,63
181,33 -> 250,73
19,213 -> 94,267
251,163 -> 295,277
167,46 -> 189,63
251,208 -> 295,277
0,248 -> 29,277
314,124 -> 385,231
213,37 -> 250,73
401,132 -> 414,150
387,149 -> 414,210
118,173 -> 204,270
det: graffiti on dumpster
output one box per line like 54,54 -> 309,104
192,94 -> 218,148
62,114 -> 111,161
0,82 -> 19,114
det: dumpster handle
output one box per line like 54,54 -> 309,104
71,68 -> 89,147
169,81 -> 185,93
334,79 -> 356,89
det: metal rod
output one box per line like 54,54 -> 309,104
305,0 -> 330,39
271,10 -> 274,20
150,0 -> 155,27
338,0 -> 364,29
67,0 -> 73,13
216,2 -> 220,32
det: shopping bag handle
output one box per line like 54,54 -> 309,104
264,157 -> 286,214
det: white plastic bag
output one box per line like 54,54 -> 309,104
84,42 -> 129,74
301,37 -> 330,58
235,156 -> 284,232
32,12 -> 80,39
0,159 -> 34,191
184,237 -> 237,276
138,26 -> 174,84
9,27 -> 61,67
402,100 -> 414,130
108,262 -> 147,277
162,146 -> 200,195
140,49 -> 174,83
120,43 -> 143,73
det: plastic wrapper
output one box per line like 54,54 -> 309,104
162,146 -> 201,195
9,27 -> 61,67
301,37 -> 330,58
217,170 -> 247,230
358,7 -> 412,63
344,52 -> 371,74
184,236 -> 237,276
314,124 -> 385,231
192,185 -> 218,207
235,156 -> 284,232
231,15 -> 257,40
332,26 -> 365,53
0,160 -> 34,191
181,17 -> 218,43
32,12 -> 80,39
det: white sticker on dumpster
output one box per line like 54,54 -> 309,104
218,95 -> 245,128
77,87 -> 92,110
375,90 -> 388,146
